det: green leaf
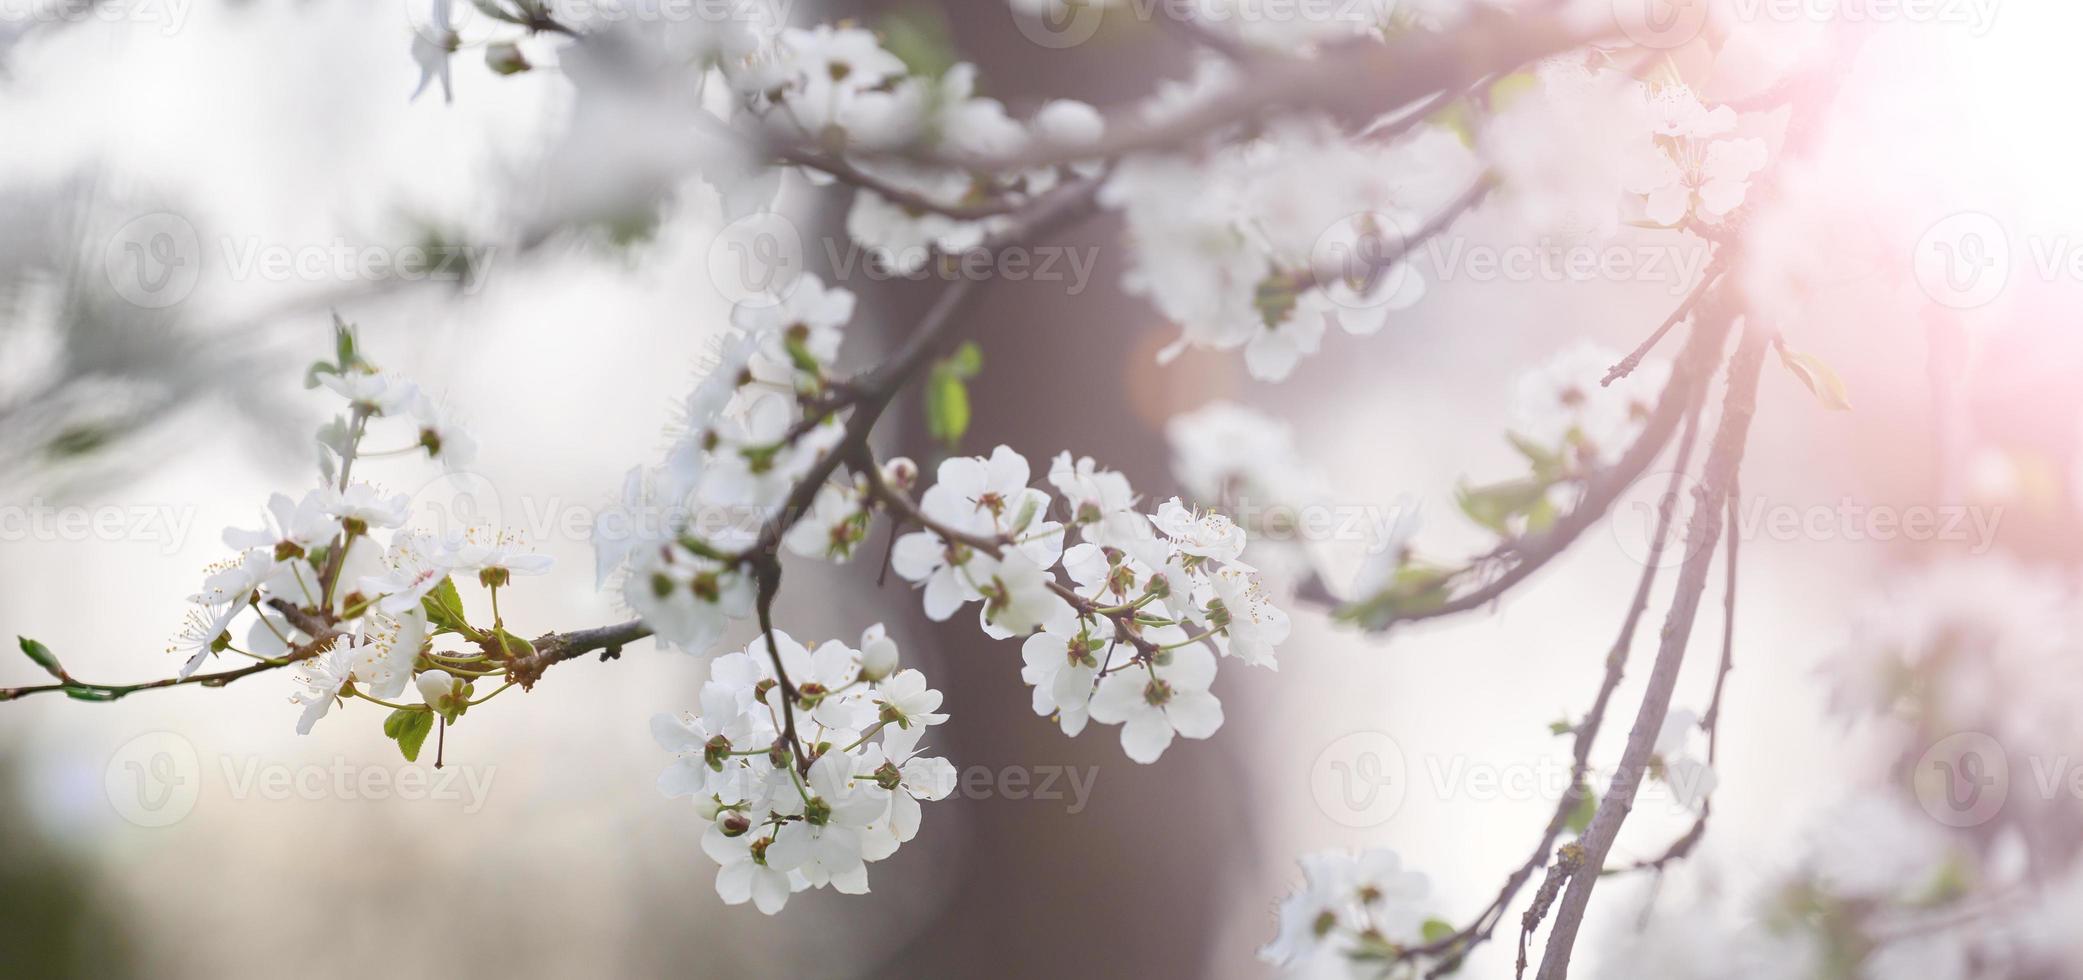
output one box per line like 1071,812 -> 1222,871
63,686 -> 120,702
1523,492 -> 1560,535
1777,347 -> 1851,411
925,368 -> 971,450
879,5 -> 958,80
331,313 -> 361,372
17,637 -> 63,680
1336,565 -> 1456,630
1548,718 -> 1574,737
45,424 -> 114,459
420,577 -> 472,636
1488,72 -> 1539,110
1566,786 -> 1598,835
303,360 -> 340,390
943,340 -> 983,380
385,708 -> 435,762
1454,477 -> 1551,535
1421,918 -> 1457,944
488,628 -> 534,660
1254,274 -> 1300,328
1505,432 -> 1566,479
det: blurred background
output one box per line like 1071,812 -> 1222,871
2,2 -> 2079,977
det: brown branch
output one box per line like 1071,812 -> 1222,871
1393,391 -> 1709,977
774,146 -> 1029,222
1360,282 -> 1733,631
1532,322 -> 1772,980
1603,267 -> 1721,387
2,601 -> 346,703
1604,479 -> 1743,877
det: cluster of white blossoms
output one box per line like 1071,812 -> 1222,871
1511,340 -> 1668,469
1827,558 -> 2083,756
169,331 -> 549,739
1103,99 -> 1477,381
590,274 -> 856,654
1259,849 -> 1440,975
885,445 -> 1289,762
652,629 -> 954,914
1486,58 -> 1769,240
1588,785 -> 2083,980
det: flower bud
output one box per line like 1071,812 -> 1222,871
859,625 -> 899,682
485,42 -> 529,76
883,456 -> 918,492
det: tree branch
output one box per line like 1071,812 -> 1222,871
1394,392 -> 1709,977
1533,321 -> 1772,980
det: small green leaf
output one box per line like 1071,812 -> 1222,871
1777,347 -> 1851,411
420,577 -> 472,636
331,313 -> 361,372
303,360 -> 340,389
18,636 -> 64,680
925,369 -> 971,449
1488,72 -> 1539,110
385,708 -> 435,762
879,5 -> 958,80
1254,274 -> 1301,328
1548,718 -> 1574,737
1336,565 -> 1456,630
489,628 -> 534,660
943,340 -> 983,379
1454,477 -> 1551,535
1505,432 -> 1566,479
1421,918 -> 1457,944
63,686 -> 120,702
1566,786 -> 1598,835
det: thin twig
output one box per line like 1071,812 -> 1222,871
1603,267 -> 1721,387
